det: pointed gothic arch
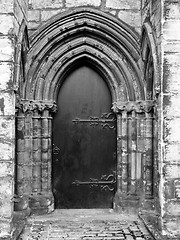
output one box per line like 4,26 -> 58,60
15,8 -> 156,213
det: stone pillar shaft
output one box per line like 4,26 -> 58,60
113,100 -> 155,210
15,100 -> 57,214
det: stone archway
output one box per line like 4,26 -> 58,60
15,8 -> 156,213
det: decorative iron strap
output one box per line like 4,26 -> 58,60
72,171 -> 116,191
72,112 -> 116,129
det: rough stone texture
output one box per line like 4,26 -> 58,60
106,0 -> 140,10
29,0 -> 63,9
0,15 -> 14,35
0,0 -> 29,238
0,38 -> 14,61
0,0 -> 180,239
0,0 -> 14,14
141,0 -> 180,238
0,4 -> 15,239
27,0 -> 141,34
19,209 -> 154,240
40,10 -> 62,22
66,0 -> 101,7
162,0 -> 180,237
118,10 -> 141,32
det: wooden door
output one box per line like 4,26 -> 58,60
52,65 -> 116,208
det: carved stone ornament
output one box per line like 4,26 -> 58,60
16,99 -> 57,113
112,100 -> 156,113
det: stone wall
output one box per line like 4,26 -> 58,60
27,0 -> 141,36
162,0 -> 180,237
0,0 -> 15,238
14,0 -> 28,35
141,0 -> 162,215
0,0 -> 180,239
0,0 -> 28,238
142,0 -> 180,238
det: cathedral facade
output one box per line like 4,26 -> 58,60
0,0 -> 180,239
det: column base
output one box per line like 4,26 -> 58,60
113,191 -> 140,214
29,192 -> 54,214
14,195 -> 30,213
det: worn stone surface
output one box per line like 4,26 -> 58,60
0,0 -> 18,238
162,0 -> 180,237
27,0 -> 141,33
0,0 -> 179,239
40,10 -> 63,22
19,209 -> 154,240
29,0 -> 63,9
66,0 -> 101,7
0,0 -> 14,14
106,0 -> 140,9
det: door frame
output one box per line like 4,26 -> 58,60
15,8 -> 156,214
52,65 -> 118,208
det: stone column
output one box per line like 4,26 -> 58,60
15,100 -> 57,214
113,100 -> 155,212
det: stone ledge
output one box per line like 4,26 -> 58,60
11,210 -> 30,240
139,211 -> 180,240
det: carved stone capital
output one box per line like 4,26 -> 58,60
112,100 -> 156,113
16,99 -> 57,113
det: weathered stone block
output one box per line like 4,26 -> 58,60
164,143 -> 180,163
163,95 -> 180,117
28,21 -> 41,30
164,117 -> 180,142
164,42 -> 180,53
0,162 -> 13,178
0,0 -> 14,14
30,0 -> 63,9
41,10 -> 62,22
28,10 -> 40,22
0,63 -> 13,91
0,37 -> 14,61
0,141 -> 14,161
164,180 -> 175,200
166,200 -> 180,216
0,195 -> 13,218
163,20 -> 180,41
66,0 -> 101,7
164,2 -> 180,20
0,220 -> 11,239
23,165 -> 32,179
163,53 -> 180,75
164,219 -> 180,236
0,93 -> 15,116
0,14 -> 14,35
118,10 -> 141,29
164,164 -> 180,179
0,117 -> 14,140
0,176 -> 13,198
106,0 -> 140,10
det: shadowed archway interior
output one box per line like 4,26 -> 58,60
15,8 -> 155,213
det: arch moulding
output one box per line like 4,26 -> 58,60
15,8 -> 156,213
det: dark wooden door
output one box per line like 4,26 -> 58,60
52,65 -> 116,208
